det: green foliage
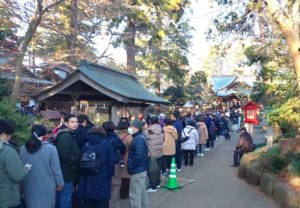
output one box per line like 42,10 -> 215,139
0,0 -> 19,54
0,98 -> 30,145
185,71 -> 214,101
267,98 -> 300,138
32,117 -> 56,130
289,154 -> 300,177
0,80 -> 11,99
162,85 -> 186,105
258,146 -> 290,173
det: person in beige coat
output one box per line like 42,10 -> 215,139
196,117 -> 209,157
144,115 -> 164,192
117,121 -> 133,199
162,118 -> 178,176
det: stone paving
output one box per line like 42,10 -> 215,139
121,132 -> 280,208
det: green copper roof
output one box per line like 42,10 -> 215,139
78,60 -> 169,104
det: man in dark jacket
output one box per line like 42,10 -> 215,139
75,114 -> 92,150
55,114 -> 81,208
171,110 -> 183,171
231,127 -> 254,167
102,121 -> 126,208
128,119 -> 149,208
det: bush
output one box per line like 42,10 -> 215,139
267,97 -> 300,138
0,98 -> 30,146
257,146 -> 291,173
289,154 -> 300,177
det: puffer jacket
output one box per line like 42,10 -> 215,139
144,124 -> 164,158
78,133 -> 115,201
181,125 -> 199,150
163,125 -> 178,156
197,122 -> 208,145
55,129 -> 80,182
0,140 -> 27,208
128,131 -> 148,175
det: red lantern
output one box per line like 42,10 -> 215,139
242,101 -> 259,124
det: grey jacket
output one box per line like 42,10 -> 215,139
20,142 -> 64,208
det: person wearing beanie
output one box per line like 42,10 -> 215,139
19,124 -> 64,208
127,119 -> 149,208
0,119 -> 28,208
117,121 -> 133,199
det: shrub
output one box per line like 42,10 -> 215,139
0,98 -> 30,146
267,97 -> 300,138
257,146 -> 292,173
289,154 -> 300,177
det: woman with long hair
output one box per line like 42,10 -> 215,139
78,126 -> 115,208
19,125 -> 64,208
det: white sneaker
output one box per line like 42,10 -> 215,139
197,154 -> 201,157
200,153 -> 204,157
157,185 -> 161,188
147,188 -> 158,192
204,148 -> 210,151
177,168 -> 181,172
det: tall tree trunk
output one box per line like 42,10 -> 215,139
68,0 -> 78,66
125,20 -> 136,75
11,0 -> 65,103
11,10 -> 43,103
266,0 -> 300,91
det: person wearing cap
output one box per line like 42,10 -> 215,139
127,119 -> 149,208
19,125 -> 64,208
0,119 -> 28,208
231,127 -> 254,167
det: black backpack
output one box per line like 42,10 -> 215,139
80,142 -> 102,174
178,128 -> 193,143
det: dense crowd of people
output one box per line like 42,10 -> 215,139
0,107 -> 246,208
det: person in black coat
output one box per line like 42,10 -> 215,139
75,114 -> 93,150
78,126 -> 115,208
102,121 -> 126,208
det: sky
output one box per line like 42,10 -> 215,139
95,0 -> 218,71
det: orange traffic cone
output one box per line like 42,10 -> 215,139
163,158 -> 182,191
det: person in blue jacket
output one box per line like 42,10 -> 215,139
127,119 -> 149,208
78,126 -> 115,208
171,110 -> 183,171
102,121 -> 126,208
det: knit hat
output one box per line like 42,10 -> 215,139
130,119 -> 143,130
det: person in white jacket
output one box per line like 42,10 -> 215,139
181,119 -> 199,166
